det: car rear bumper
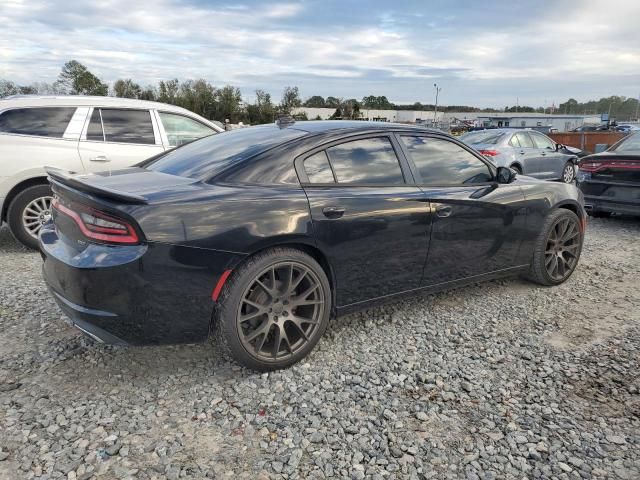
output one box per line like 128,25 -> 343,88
578,179 -> 640,215
40,223 -> 244,345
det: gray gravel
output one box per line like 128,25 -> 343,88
0,217 -> 639,480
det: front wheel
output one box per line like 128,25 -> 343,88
527,209 -> 583,286
7,184 -> 53,250
561,161 -> 576,183
214,247 -> 332,371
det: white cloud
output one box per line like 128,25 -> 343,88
1,0 -> 639,106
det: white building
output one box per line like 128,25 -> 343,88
475,113 -> 601,132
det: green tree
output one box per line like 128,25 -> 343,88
303,95 -> 326,107
216,85 -> 243,122
157,79 -> 180,104
113,78 -> 142,98
0,80 -> 18,97
325,96 -> 341,108
56,60 -> 108,95
361,95 -> 393,109
280,86 -> 302,113
138,85 -> 157,101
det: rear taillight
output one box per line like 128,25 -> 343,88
478,149 -> 499,157
52,198 -> 140,245
579,159 -> 640,172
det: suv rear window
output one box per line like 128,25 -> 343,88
0,107 -> 76,137
146,125 -> 306,179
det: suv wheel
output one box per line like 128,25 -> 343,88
214,247 -> 332,371
7,184 -> 53,250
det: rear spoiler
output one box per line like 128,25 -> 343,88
45,167 -> 148,204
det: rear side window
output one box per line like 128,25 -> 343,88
86,108 -> 155,144
326,137 -> 404,185
0,107 -> 76,138
159,112 -> 216,147
401,136 -> 492,185
304,151 -> 335,183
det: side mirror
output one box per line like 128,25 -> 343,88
555,143 -> 564,151
496,166 -> 517,184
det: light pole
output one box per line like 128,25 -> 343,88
433,83 -> 442,125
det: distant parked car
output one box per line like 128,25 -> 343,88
460,129 -> 578,183
0,95 -> 223,248
577,132 -> 640,217
615,124 -> 640,133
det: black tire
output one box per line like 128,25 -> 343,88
527,209 -> 583,286
7,184 -> 53,250
213,247 -> 332,371
561,161 -> 576,183
588,210 -> 612,218
510,164 -> 522,175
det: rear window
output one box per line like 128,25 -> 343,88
146,125 -> 306,179
0,107 -> 76,137
612,133 -> 640,153
86,108 -> 155,144
461,131 -> 505,145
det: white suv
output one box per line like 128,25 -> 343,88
0,95 -> 223,248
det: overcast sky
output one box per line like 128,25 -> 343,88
1,0 -> 639,107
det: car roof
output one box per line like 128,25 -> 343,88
0,95 -> 221,130
283,120 -> 443,134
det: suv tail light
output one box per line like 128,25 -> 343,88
52,198 -> 140,245
478,149 -> 499,157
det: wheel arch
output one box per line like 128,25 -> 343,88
224,236 -> 337,318
2,176 -> 50,222
509,162 -> 523,173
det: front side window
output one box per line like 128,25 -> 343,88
159,112 -> 216,147
0,107 -> 76,138
86,108 -> 155,144
530,132 -> 555,150
514,132 -> 534,148
304,151 -> 335,183
325,137 -> 405,185
401,136 -> 492,185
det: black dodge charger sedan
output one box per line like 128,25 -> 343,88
40,121 -> 586,370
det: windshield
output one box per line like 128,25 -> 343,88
611,133 -> 640,153
461,131 -> 505,145
146,125 -> 306,179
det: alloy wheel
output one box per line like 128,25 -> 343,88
545,216 -> 581,281
236,261 -> 325,361
562,164 -> 575,183
22,196 -> 53,239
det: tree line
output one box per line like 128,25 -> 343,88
1,60 -> 638,123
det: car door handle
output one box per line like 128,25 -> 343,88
434,204 -> 452,218
519,150 -> 526,155
540,152 -> 547,156
89,155 -> 110,162
322,206 -> 345,219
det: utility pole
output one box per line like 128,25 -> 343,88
433,83 -> 442,125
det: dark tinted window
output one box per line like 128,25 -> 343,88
147,125 -> 306,179
0,107 -> 75,137
514,132 -> 534,148
304,151 -> 335,183
86,109 -> 104,141
326,137 -> 404,184
401,136 -> 492,185
612,132 -> 640,152
530,132 -> 555,150
99,109 -> 155,144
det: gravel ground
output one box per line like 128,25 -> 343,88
0,217 -> 639,480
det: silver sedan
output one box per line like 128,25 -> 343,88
460,129 -> 577,183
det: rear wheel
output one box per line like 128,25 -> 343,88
561,161 -> 576,183
214,247 -> 331,371
527,209 -> 583,286
7,184 -> 53,250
